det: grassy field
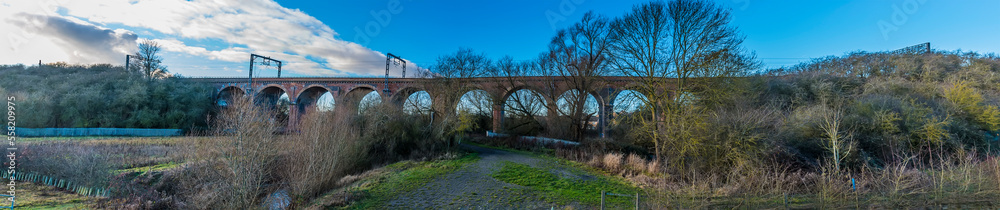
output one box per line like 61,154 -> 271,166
12,136 -> 197,209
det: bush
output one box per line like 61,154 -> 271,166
163,99 -> 459,208
356,103 -> 450,163
281,109 -> 367,201
180,99 -> 282,209
0,64 -> 213,129
602,153 -> 624,173
944,81 -> 1000,131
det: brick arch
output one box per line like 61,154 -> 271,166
607,82 -> 652,105
499,85 -> 555,109
216,86 -> 245,107
452,89 -> 495,115
340,84 -> 381,112
554,88 -> 603,116
497,85 -> 555,134
345,84 -> 378,93
556,88 -> 605,104
295,85 -> 333,112
389,86 -> 429,105
253,84 -> 287,96
293,84 -> 332,102
443,83 -> 497,107
217,85 -> 245,98
254,85 -> 289,113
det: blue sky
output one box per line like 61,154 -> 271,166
2,0 -> 998,77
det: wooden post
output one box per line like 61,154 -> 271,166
635,192 -> 640,210
600,190 -> 605,210
784,193 -> 788,209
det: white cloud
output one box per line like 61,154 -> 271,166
3,12 -> 137,64
1,0 -> 426,76
154,39 -> 245,63
59,0 -> 413,76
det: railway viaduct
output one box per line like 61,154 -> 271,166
188,76 -> 668,137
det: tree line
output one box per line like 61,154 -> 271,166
0,62 -> 213,129
428,0 -> 756,149
426,0 -> 1000,175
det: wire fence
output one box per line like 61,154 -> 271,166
601,190 -> 640,210
15,128 -> 182,137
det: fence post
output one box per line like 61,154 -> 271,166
784,193 -> 788,209
635,192 -> 639,210
600,190 -> 605,210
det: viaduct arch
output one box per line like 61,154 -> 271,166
191,76 -> 673,137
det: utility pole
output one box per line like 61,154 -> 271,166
248,55 -> 253,96
248,53 -> 283,100
125,55 -> 130,73
385,53 -> 405,94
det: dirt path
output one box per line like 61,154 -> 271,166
384,144 -> 579,209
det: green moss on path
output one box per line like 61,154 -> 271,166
346,153 -> 480,209
491,161 -> 641,206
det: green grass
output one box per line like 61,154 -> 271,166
490,161 -> 641,206
8,182 -> 93,209
115,161 -> 182,174
345,153 -> 480,209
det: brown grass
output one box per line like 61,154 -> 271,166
626,153 -> 646,174
548,141 -> 1000,208
280,109 -> 366,200
602,153 -> 623,173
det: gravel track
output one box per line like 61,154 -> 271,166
385,144 -> 579,209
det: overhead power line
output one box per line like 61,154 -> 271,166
248,53 -> 282,97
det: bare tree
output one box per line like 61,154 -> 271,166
194,98 -> 280,208
427,48 -> 493,144
429,48 -> 492,119
608,0 -> 757,165
608,2 -> 670,162
131,39 -> 169,80
820,106 -> 854,171
433,48 -> 491,79
493,56 -> 547,135
544,11 -> 614,141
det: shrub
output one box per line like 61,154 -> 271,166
602,153 -> 624,173
626,153 -> 647,174
185,99 -> 281,209
281,109 -> 367,201
356,103 -> 447,162
705,103 -> 779,172
944,81 -> 1000,131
